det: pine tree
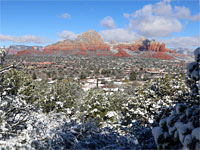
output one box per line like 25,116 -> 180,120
32,72 -> 37,79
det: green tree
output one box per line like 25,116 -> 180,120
32,72 -> 37,80
129,71 -> 137,81
80,72 -> 86,80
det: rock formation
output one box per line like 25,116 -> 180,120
7,31 -> 185,60
43,30 -> 111,56
114,48 -> 131,57
112,38 -> 175,59
7,45 -> 43,55
16,48 -> 43,56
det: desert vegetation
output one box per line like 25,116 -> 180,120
0,47 -> 199,149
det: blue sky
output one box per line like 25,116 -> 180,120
0,0 -> 200,48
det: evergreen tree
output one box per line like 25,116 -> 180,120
129,71 -> 137,81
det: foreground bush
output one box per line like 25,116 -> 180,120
121,74 -> 190,125
3,70 -> 83,113
152,103 -> 200,149
152,47 -> 200,150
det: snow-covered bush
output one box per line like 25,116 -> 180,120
50,120 -> 156,150
152,47 -> 200,150
0,47 -> 6,66
3,70 -> 36,99
152,104 -> 200,149
0,108 -> 156,149
3,70 -> 83,113
0,95 -> 34,148
74,75 -> 190,129
76,89 -> 125,127
0,111 -> 68,149
186,47 -> 200,98
38,79 -> 83,113
121,74 -> 190,125
0,51 -> 36,149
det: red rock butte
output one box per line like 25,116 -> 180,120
14,30 -> 178,60
16,48 -> 43,56
113,38 -> 175,59
43,30 -> 112,56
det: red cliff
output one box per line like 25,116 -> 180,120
112,38 -> 175,59
16,49 -> 43,56
43,30 -> 111,56
114,48 -> 131,57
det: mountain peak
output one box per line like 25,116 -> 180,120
75,30 -> 104,44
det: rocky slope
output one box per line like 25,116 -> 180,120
16,48 -> 43,56
113,38 -> 175,59
114,48 -> 131,57
7,45 -> 43,55
7,30 -> 192,60
43,30 -> 111,56
43,31 -> 176,59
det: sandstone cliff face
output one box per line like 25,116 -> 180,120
13,31 -> 176,60
113,40 -> 169,53
43,30 -> 111,56
114,48 -> 131,57
7,45 -> 43,55
16,49 -> 43,56
112,38 -> 175,59
43,39 -> 76,54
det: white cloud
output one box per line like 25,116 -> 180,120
153,0 -> 172,16
133,15 -> 182,37
130,1 -> 182,37
123,13 -> 130,19
133,4 -> 152,18
0,34 -> 48,44
163,36 -> 200,48
100,28 -> 138,42
124,0 -> 199,37
174,6 -> 190,19
190,15 -> 200,21
174,6 -> 200,21
100,16 -> 116,29
58,30 -> 78,40
60,13 -> 71,19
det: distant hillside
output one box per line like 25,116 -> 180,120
7,30 -> 193,61
175,48 -> 194,55
7,45 -> 43,55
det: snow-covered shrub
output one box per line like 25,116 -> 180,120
0,66 -> 36,149
0,95 -> 34,146
3,70 -> 38,103
74,74 -> 190,129
76,89 -> 123,127
50,120 -> 156,150
152,47 -> 200,150
186,47 -> 200,99
152,104 -> 200,149
0,111 -> 68,149
38,79 -> 83,113
121,74 -> 190,125
0,47 -> 6,66
3,70 -> 83,113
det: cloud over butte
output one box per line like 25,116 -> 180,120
100,16 -> 116,29
124,0 -> 199,37
100,28 -> 138,42
58,31 -> 78,40
0,34 -> 48,44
